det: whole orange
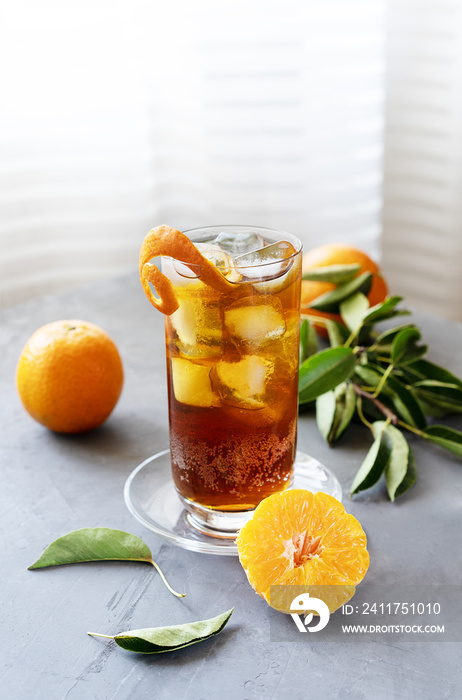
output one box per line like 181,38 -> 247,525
301,243 -> 388,337
16,320 -> 124,434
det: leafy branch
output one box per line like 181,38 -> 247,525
299,267 -> 462,501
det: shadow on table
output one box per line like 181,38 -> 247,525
47,413 -> 169,467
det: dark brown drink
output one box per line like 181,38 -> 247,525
163,226 -> 302,514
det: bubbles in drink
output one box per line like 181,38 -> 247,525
224,297 -> 286,350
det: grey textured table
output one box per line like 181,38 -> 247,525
1,272 -> 461,700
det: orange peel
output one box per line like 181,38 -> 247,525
139,225 -> 235,315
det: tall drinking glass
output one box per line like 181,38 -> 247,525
161,225 -> 302,535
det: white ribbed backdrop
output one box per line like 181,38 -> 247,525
1,1 -> 461,320
381,0 -> 462,319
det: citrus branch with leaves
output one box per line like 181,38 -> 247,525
299,263 -> 462,501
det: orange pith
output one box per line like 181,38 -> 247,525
236,489 -> 369,613
292,533 -> 323,566
16,320 -> 123,434
301,243 -> 388,337
139,224 -> 236,315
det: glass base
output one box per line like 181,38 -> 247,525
180,498 -> 256,537
124,449 -> 342,556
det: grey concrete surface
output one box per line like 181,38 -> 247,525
1,272 -> 461,700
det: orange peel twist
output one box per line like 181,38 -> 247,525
139,225 -> 235,315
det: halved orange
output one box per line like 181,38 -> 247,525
236,489 -> 369,613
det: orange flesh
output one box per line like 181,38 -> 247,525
236,489 -> 369,612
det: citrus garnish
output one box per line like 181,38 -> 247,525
236,489 -> 369,613
301,243 -> 388,336
139,225 -> 235,315
16,320 -> 124,434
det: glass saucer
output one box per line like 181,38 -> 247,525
124,449 -> 342,556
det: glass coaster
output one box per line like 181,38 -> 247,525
124,449 -> 342,556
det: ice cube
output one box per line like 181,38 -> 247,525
213,230 -> 265,256
233,241 -> 295,282
221,393 -> 296,428
168,295 -> 224,358
171,358 -> 221,408
191,230 -> 219,244
172,259 -> 201,279
235,240 -> 294,264
267,313 -> 300,378
196,242 -> 232,267
212,355 -> 273,409
195,243 -> 242,283
224,297 -> 286,349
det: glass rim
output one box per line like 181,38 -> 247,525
174,224 -> 303,271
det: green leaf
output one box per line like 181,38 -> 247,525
398,364 -> 425,384
299,319 -> 318,363
310,272 -> 373,313
413,380 -> 462,414
325,318 -> 350,347
362,296 -> 408,326
391,328 -> 427,366
414,397 -> 453,419
423,425 -> 462,458
350,420 -> 415,500
406,359 -> 462,387
356,395 -> 387,423
398,364 -> 460,417
354,364 -> 426,429
29,528 -> 152,568
393,449 -> 417,500
400,364 -> 462,417
340,292 -> 370,332
316,390 -> 336,443
330,382 -> 356,444
299,347 -> 356,405
340,295 -> 408,339
398,368 -> 457,417
354,363 -> 383,389
302,263 -> 361,284
383,425 -> 416,501
28,527 -> 185,598
317,383 -> 356,445
350,421 -> 392,495
88,609 -> 233,654
386,375 -> 427,429
373,324 -> 417,353
357,324 -> 374,346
